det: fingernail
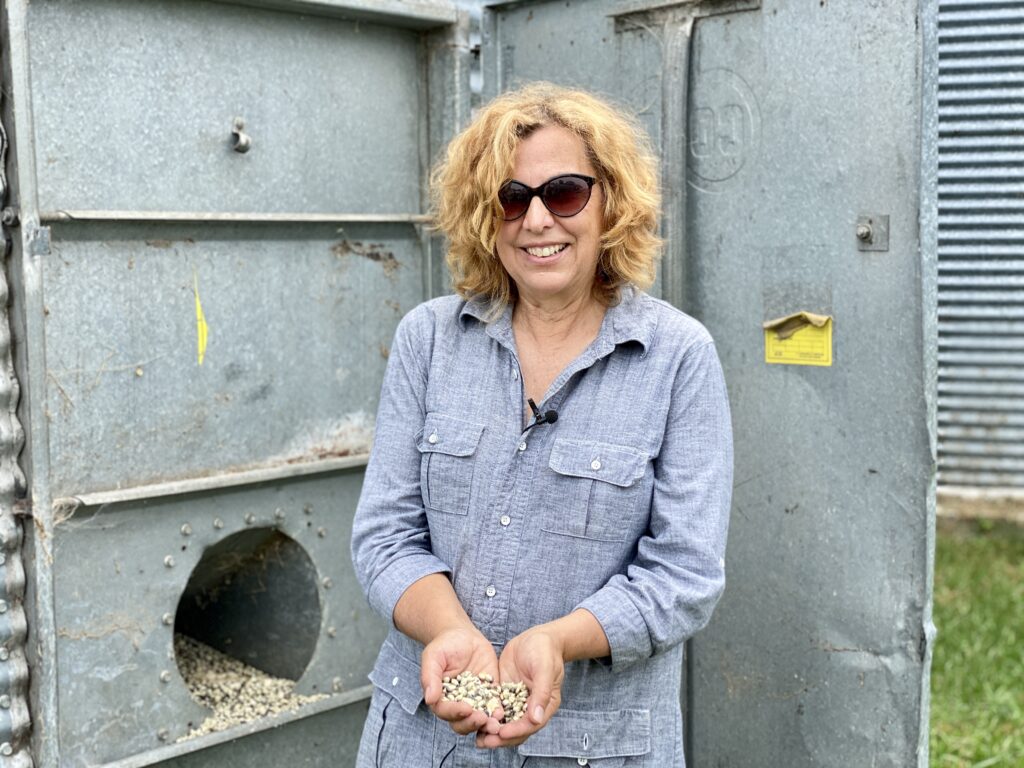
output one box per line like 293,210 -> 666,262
533,705 -> 544,722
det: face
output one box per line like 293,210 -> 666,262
496,124 -> 604,306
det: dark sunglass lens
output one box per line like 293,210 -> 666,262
544,176 -> 592,216
499,183 -> 530,220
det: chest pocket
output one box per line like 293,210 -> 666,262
545,439 -> 648,542
416,413 -> 485,515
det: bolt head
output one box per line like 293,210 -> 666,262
180,523 -> 192,536
164,556 -> 175,568
317,527 -> 327,538
245,513 -> 256,525
157,728 -> 170,742
856,223 -> 873,241
162,612 -> 174,626
213,518 -> 224,529
327,626 -> 337,638
274,508 -> 285,520
160,670 -> 172,683
322,577 -> 333,589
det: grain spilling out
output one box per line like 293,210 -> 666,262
440,670 -> 530,723
175,635 -> 327,740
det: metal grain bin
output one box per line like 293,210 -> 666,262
0,1 -> 937,767
1,1 -> 472,766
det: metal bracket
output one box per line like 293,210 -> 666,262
856,214 -> 890,252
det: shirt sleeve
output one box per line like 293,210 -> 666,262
350,305 -> 452,625
575,340 -> 733,672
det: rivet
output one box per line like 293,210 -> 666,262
134,367 -> 144,377
159,670 -> 172,683
317,527 -> 327,538
322,577 -> 333,589
274,508 -> 285,520
162,613 -> 174,626
327,626 -> 337,638
856,223 -> 873,242
0,648 -> 9,661
0,743 -> 12,756
303,504 -> 313,515
180,523 -> 192,536
213,518 -> 224,529
245,513 -> 255,525
0,695 -> 10,709
157,728 -> 170,742
332,677 -> 343,693
163,556 -> 175,568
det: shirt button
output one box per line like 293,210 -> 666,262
428,433 -> 438,444
590,459 -> 601,470
485,585 -> 496,598
518,441 -> 527,452
577,759 -> 588,766
392,676 -> 400,686
500,515 -> 511,527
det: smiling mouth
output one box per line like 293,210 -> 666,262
524,244 -> 569,258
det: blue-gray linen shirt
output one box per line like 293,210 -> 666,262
351,287 -> 733,768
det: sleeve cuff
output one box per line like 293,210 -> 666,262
576,586 -> 653,672
366,552 -> 452,626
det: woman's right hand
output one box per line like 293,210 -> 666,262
421,625 -> 503,736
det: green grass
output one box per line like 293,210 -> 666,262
930,518 -> 1024,767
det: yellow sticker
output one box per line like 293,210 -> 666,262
764,314 -> 832,367
193,270 -> 209,365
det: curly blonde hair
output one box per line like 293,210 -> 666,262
431,82 -> 662,310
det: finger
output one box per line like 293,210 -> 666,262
420,653 -> 447,707
449,710 -> 487,736
430,700 -> 474,724
526,676 -> 553,726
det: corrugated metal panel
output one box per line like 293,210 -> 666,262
937,0 -> 1024,488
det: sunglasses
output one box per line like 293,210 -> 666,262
498,174 -> 597,221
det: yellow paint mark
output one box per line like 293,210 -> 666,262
193,270 -> 209,365
763,312 -> 832,367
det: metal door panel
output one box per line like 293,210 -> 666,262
54,470 -> 381,766
482,1 -> 936,765
28,0 -> 423,215
42,222 -> 421,496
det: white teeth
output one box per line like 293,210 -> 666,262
525,244 -> 568,258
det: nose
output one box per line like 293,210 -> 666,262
521,194 -> 553,231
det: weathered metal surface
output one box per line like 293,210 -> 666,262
27,0 -> 424,215
42,221 -> 419,496
53,470 -> 380,766
936,0 -> 1024,488
482,1 -> 936,767
2,0 -> 472,766
0,61 -> 32,768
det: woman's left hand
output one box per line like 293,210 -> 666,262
475,626 -> 565,749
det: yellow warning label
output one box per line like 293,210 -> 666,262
193,270 -> 209,366
764,316 -> 832,367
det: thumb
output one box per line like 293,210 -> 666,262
420,652 -> 445,706
527,671 -> 553,725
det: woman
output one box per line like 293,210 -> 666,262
351,82 -> 732,767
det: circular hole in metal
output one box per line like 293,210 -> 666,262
173,528 -> 321,682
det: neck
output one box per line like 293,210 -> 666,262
512,286 -> 605,345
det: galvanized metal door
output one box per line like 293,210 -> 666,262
1,1 -> 470,766
480,1 -> 938,766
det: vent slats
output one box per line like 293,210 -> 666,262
936,0 -> 1024,488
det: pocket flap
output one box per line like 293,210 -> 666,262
549,439 -> 647,487
367,641 -> 424,716
517,707 -> 651,760
416,413 -> 486,457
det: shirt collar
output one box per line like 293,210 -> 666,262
459,285 -> 656,354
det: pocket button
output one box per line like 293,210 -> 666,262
590,459 -> 601,470
428,433 -> 438,444
577,759 -> 588,766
